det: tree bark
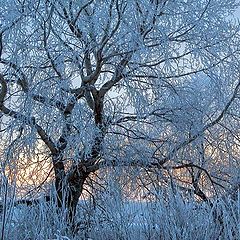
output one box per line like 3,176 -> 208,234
53,157 -> 89,225
52,154 -> 66,208
65,167 -> 89,224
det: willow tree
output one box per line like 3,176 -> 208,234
0,0 -> 240,222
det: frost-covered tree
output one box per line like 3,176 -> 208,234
0,0 -> 240,222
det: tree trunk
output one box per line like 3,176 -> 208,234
53,160 -> 89,225
52,154 -> 66,208
66,168 -> 89,224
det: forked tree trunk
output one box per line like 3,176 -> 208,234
53,158 -> 89,225
52,92 -> 104,225
65,168 -> 89,223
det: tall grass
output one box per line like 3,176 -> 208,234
0,189 -> 239,240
